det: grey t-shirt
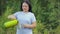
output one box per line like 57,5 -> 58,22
13,11 -> 36,34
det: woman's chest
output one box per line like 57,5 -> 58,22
16,14 -> 32,24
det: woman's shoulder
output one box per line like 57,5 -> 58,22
13,11 -> 22,15
29,12 -> 35,15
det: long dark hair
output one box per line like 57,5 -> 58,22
20,0 -> 32,12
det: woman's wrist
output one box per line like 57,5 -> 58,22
23,24 -> 34,28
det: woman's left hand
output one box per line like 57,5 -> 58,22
23,21 -> 36,28
23,24 -> 30,28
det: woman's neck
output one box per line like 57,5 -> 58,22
23,11 -> 29,13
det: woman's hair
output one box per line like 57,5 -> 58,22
20,0 -> 32,12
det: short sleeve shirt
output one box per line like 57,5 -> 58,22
13,11 -> 36,34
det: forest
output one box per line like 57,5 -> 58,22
0,0 -> 60,34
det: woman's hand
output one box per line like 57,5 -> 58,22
8,15 -> 16,20
23,21 -> 36,29
23,24 -> 30,28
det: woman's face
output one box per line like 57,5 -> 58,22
22,2 -> 29,12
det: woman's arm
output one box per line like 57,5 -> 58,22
8,15 -> 16,20
23,13 -> 36,29
23,21 -> 36,29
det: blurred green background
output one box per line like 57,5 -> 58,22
0,0 -> 60,34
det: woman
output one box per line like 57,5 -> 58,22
8,1 -> 36,34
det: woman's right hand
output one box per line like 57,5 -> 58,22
8,15 -> 16,20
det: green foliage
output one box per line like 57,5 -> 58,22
0,0 -> 60,34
